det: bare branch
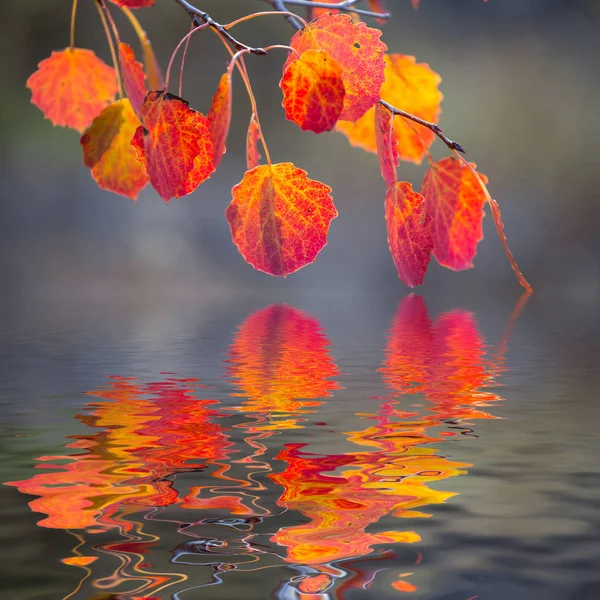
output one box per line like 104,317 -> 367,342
380,99 -> 466,154
171,0 -> 267,55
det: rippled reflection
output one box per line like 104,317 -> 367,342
4,297 -> 526,599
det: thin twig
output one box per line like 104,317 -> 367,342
171,0 -> 267,55
380,99 -> 466,154
270,0 -> 389,20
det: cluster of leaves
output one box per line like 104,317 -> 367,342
26,0 -> 529,290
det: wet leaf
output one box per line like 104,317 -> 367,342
131,91 -> 214,201
246,113 -> 262,171
226,163 -> 337,276
207,73 -> 231,169
385,181 -> 433,287
280,49 -> 345,133
337,54 -> 442,164
421,156 -> 487,270
285,13 -> 387,122
27,48 -> 117,132
118,42 -> 146,119
80,99 -> 149,200
375,102 -> 398,186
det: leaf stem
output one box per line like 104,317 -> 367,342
226,11 -> 308,30
171,0 -> 267,55
94,0 -> 123,99
452,150 -> 533,293
179,22 -> 194,98
268,0 -> 390,22
380,99 -> 465,154
70,0 -> 78,49
165,23 -> 209,90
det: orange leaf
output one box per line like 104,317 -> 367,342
246,113 -> 262,171
310,0 -> 342,18
131,91 -> 214,201
81,99 -> 149,200
207,73 -> 231,169
385,181 -> 433,287
421,156 -> 487,270
337,54 -> 442,164
118,42 -> 146,119
391,580 -> 418,593
226,163 -> 337,276
285,13 -> 387,122
61,556 -> 98,567
375,102 -> 398,186
108,0 -> 154,7
27,48 -> 117,132
281,49 -> 345,133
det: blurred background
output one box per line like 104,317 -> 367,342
1,0 -> 599,302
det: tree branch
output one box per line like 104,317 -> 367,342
171,0 -> 267,55
380,99 -> 466,154
270,0 -> 389,20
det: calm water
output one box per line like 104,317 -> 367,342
1,291 -> 599,600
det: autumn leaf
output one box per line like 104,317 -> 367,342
385,181 -> 433,287
246,113 -> 262,171
81,98 -> 149,200
280,49 -> 345,133
421,156 -> 487,270
226,163 -> 337,276
118,42 -> 146,119
310,0 -> 342,18
285,13 -> 387,122
375,103 -> 398,186
27,48 -> 117,132
108,0 -> 154,7
131,91 -> 214,201
207,73 -> 231,169
337,54 -> 442,164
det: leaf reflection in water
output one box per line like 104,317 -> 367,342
4,295 -> 528,599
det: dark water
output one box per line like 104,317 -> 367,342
1,291 -> 600,600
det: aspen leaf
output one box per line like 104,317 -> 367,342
27,48 -> 117,132
337,54 -> 442,164
108,0 -> 154,7
246,113 -> 262,171
385,181 -> 433,287
226,163 -> 337,276
285,13 -> 387,122
207,73 -> 231,169
421,156 -> 487,271
118,42 -> 146,119
280,49 -> 345,133
131,91 -> 215,201
375,103 -> 398,186
80,98 -> 149,200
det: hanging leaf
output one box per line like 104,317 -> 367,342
337,54 -> 442,164
80,98 -> 149,200
421,156 -> 487,271
280,49 -> 345,133
27,48 -> 117,132
118,42 -> 146,119
131,91 -> 214,201
285,13 -> 387,122
226,163 -> 337,276
374,103 -> 398,186
108,0 -> 154,7
207,73 -> 232,169
385,181 -> 433,287
246,113 -> 262,171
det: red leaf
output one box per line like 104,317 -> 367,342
81,99 -> 149,200
421,156 -> 487,270
118,42 -> 146,119
27,48 -> 117,132
131,91 -> 214,201
226,163 -> 337,276
246,113 -> 262,171
207,73 -> 231,169
375,103 -> 398,186
385,182 -> 433,287
285,13 -> 387,122
280,49 -> 345,133
108,0 -> 154,7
